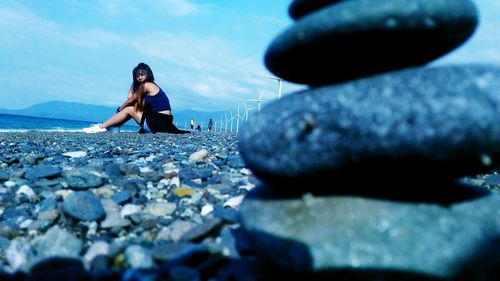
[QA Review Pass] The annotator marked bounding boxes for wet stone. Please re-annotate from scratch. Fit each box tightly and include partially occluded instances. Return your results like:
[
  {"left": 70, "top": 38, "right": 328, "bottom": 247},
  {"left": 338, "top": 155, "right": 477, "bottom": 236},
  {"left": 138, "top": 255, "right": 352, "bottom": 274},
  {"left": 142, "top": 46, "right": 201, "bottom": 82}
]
[
  {"left": 0, "top": 193, "right": 15, "bottom": 204},
  {"left": 24, "top": 165, "right": 61, "bottom": 180},
  {"left": 32, "top": 226, "right": 83, "bottom": 260},
  {"left": 110, "top": 191, "right": 132, "bottom": 205},
  {"left": 179, "top": 167, "right": 200, "bottom": 181},
  {"left": 62, "top": 191, "right": 105, "bottom": 221},
  {"left": 179, "top": 218, "right": 224, "bottom": 243},
  {"left": 37, "top": 197, "right": 58, "bottom": 213},
  {"left": 0, "top": 169, "right": 10, "bottom": 181},
  {"left": 0, "top": 222, "right": 19, "bottom": 239},
  {"left": 120, "top": 163, "right": 141, "bottom": 175},
  {"left": 0, "top": 154, "right": 19, "bottom": 165},
  {"left": 152, "top": 243, "right": 201, "bottom": 262},
  {"left": 125, "top": 245, "right": 154, "bottom": 269},
  {"left": 1, "top": 207, "right": 31, "bottom": 229},
  {"left": 104, "top": 163, "right": 123, "bottom": 179},
  {"left": 0, "top": 236, "right": 10, "bottom": 255},
  {"left": 63, "top": 168, "right": 106, "bottom": 189}
]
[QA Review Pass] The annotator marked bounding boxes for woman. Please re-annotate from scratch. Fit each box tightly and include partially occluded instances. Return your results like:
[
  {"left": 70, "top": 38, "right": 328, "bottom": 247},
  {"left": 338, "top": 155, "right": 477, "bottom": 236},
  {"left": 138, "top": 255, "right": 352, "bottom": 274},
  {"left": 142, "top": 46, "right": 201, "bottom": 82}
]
[{"left": 83, "top": 63, "right": 189, "bottom": 134}]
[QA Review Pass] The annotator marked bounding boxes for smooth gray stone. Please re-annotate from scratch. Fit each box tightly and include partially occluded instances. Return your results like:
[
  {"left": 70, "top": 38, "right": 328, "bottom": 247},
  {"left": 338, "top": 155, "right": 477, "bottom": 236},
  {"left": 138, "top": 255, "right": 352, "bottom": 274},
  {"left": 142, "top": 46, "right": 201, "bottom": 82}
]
[
  {"left": 110, "top": 191, "right": 132, "bottom": 205},
  {"left": 124, "top": 245, "right": 154, "bottom": 269},
  {"left": 289, "top": 0, "right": 342, "bottom": 20},
  {"left": 32, "top": 226, "right": 83, "bottom": 260},
  {"left": 62, "top": 191, "right": 105, "bottom": 221},
  {"left": 63, "top": 168, "right": 106, "bottom": 189},
  {"left": 178, "top": 218, "right": 224, "bottom": 243},
  {"left": 1, "top": 208, "right": 31, "bottom": 229},
  {"left": 0, "top": 236, "right": 10, "bottom": 256},
  {"left": 265, "top": 0, "right": 478, "bottom": 85},
  {"left": 238, "top": 65, "right": 500, "bottom": 187},
  {"left": 0, "top": 169, "right": 9, "bottom": 181},
  {"left": 151, "top": 243, "right": 201, "bottom": 262},
  {"left": 239, "top": 188, "right": 500, "bottom": 279},
  {"left": 24, "top": 165, "right": 61, "bottom": 180}
]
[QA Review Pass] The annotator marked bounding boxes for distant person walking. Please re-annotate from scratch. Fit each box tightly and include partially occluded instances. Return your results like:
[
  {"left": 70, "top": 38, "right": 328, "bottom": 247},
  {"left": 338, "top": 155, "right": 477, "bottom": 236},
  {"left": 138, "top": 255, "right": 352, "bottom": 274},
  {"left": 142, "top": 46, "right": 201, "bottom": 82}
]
[
  {"left": 208, "top": 118, "right": 213, "bottom": 132},
  {"left": 190, "top": 118, "right": 195, "bottom": 130},
  {"left": 196, "top": 124, "right": 202, "bottom": 132},
  {"left": 83, "top": 63, "right": 190, "bottom": 134}
]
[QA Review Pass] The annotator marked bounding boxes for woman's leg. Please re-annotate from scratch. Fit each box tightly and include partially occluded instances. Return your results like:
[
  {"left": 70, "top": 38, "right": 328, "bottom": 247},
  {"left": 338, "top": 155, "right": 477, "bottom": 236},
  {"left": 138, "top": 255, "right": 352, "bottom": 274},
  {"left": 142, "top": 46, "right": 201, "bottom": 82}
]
[
  {"left": 112, "top": 115, "right": 132, "bottom": 128},
  {"left": 100, "top": 106, "right": 143, "bottom": 129}
]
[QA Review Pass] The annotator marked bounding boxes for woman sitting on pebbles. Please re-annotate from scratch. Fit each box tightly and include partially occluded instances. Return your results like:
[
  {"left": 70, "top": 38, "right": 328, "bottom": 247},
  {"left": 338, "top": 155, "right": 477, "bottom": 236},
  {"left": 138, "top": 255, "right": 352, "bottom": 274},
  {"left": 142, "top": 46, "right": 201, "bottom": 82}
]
[{"left": 83, "top": 63, "right": 190, "bottom": 134}]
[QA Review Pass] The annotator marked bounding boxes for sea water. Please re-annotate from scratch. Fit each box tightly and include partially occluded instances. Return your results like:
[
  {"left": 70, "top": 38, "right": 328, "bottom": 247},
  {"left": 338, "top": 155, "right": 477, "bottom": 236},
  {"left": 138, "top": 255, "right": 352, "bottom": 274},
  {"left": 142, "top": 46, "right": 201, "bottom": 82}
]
[{"left": 0, "top": 114, "right": 139, "bottom": 132}]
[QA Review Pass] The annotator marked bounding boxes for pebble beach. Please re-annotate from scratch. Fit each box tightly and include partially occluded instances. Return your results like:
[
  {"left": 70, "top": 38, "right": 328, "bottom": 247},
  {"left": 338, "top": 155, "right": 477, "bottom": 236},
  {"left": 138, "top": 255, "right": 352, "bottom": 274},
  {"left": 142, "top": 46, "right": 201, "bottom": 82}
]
[
  {"left": 1, "top": 129, "right": 500, "bottom": 281},
  {"left": 0, "top": 131, "right": 261, "bottom": 280}
]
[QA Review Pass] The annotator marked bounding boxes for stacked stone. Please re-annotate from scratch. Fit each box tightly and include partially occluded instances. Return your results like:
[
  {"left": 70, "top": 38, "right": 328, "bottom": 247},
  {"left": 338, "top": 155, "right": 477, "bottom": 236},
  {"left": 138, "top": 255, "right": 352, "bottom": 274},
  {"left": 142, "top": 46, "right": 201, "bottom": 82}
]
[{"left": 238, "top": 0, "right": 500, "bottom": 280}]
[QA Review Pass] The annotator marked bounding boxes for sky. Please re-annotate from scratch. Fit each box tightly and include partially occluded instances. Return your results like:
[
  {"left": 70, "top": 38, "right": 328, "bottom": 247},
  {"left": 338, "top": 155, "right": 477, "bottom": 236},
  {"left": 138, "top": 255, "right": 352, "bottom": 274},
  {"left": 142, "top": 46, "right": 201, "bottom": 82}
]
[{"left": 0, "top": 0, "right": 499, "bottom": 112}]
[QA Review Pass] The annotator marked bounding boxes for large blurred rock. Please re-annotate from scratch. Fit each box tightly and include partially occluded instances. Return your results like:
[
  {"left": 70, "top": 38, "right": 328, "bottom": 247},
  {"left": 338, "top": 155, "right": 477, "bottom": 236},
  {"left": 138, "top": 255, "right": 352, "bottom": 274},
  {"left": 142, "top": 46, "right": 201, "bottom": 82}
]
[
  {"left": 265, "top": 0, "right": 477, "bottom": 85},
  {"left": 239, "top": 65, "right": 500, "bottom": 188},
  {"left": 239, "top": 187, "right": 500, "bottom": 279},
  {"left": 289, "top": 0, "right": 342, "bottom": 20},
  {"left": 24, "top": 165, "right": 61, "bottom": 180}
]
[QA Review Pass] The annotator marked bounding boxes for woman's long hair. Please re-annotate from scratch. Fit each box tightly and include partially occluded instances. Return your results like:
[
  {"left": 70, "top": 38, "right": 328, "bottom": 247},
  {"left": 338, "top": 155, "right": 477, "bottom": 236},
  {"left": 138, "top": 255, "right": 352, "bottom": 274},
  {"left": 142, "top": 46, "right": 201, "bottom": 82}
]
[{"left": 132, "top": 63, "right": 155, "bottom": 112}]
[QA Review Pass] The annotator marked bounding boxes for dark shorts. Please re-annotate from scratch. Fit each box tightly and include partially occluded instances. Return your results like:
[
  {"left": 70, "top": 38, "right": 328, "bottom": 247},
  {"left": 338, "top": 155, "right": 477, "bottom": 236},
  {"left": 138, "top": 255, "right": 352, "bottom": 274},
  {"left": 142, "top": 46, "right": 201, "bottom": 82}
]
[{"left": 140, "top": 111, "right": 190, "bottom": 134}]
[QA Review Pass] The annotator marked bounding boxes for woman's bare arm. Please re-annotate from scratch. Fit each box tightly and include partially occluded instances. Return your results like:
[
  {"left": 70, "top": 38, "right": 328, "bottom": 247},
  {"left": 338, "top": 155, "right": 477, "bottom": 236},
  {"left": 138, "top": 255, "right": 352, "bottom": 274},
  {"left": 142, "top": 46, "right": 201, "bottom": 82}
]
[
  {"left": 117, "top": 92, "right": 137, "bottom": 112},
  {"left": 144, "top": 82, "right": 160, "bottom": 96}
]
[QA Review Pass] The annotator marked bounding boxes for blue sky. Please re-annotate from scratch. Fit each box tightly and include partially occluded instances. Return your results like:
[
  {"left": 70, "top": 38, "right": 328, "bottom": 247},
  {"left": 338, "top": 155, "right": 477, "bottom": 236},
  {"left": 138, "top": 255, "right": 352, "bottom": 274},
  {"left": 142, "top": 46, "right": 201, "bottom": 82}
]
[{"left": 0, "top": 0, "right": 499, "bottom": 112}]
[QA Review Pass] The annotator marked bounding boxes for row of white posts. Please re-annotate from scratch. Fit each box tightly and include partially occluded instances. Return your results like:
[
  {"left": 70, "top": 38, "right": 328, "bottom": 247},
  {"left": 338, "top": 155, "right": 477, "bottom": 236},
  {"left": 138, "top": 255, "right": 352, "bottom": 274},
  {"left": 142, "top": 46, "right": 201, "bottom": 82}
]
[
  {"left": 174, "top": 102, "right": 259, "bottom": 133},
  {"left": 175, "top": 105, "right": 252, "bottom": 133},
  {"left": 173, "top": 76, "right": 282, "bottom": 133}
]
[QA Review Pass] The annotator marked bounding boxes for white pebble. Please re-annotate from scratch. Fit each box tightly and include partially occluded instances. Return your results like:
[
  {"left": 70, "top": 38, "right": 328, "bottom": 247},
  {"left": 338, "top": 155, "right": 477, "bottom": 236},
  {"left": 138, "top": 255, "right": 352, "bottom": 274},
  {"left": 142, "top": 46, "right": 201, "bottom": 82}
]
[
  {"left": 4, "top": 181, "right": 16, "bottom": 188},
  {"left": 140, "top": 167, "right": 152, "bottom": 173},
  {"left": 239, "top": 168, "right": 252, "bottom": 175},
  {"left": 169, "top": 177, "right": 180, "bottom": 187},
  {"left": 16, "top": 185, "right": 39, "bottom": 202},
  {"left": 63, "top": 151, "right": 87, "bottom": 158},
  {"left": 201, "top": 204, "right": 214, "bottom": 216},
  {"left": 223, "top": 195, "right": 245, "bottom": 209},
  {"left": 121, "top": 204, "right": 142, "bottom": 218},
  {"left": 19, "top": 219, "right": 33, "bottom": 229},
  {"left": 189, "top": 149, "right": 208, "bottom": 161},
  {"left": 84, "top": 241, "right": 110, "bottom": 264}
]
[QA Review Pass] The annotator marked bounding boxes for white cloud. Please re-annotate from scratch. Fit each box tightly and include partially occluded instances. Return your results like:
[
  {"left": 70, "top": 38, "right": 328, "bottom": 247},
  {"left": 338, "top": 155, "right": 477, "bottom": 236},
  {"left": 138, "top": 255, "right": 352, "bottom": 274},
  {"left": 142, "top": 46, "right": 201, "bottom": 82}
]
[
  {"left": 65, "top": 28, "right": 127, "bottom": 48},
  {"left": 131, "top": 31, "right": 234, "bottom": 73},
  {"left": 0, "top": 2, "right": 301, "bottom": 111},
  {"left": 96, "top": 0, "right": 139, "bottom": 17},
  {"left": 0, "top": 7, "right": 62, "bottom": 45},
  {"left": 128, "top": 30, "right": 273, "bottom": 103}
]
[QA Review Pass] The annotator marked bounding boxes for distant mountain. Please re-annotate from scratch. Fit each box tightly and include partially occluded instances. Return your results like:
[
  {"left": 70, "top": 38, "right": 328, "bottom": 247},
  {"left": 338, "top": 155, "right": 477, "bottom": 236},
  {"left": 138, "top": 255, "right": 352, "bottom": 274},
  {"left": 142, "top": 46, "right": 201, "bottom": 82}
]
[
  {"left": 0, "top": 101, "right": 117, "bottom": 123},
  {"left": 0, "top": 101, "right": 227, "bottom": 129}
]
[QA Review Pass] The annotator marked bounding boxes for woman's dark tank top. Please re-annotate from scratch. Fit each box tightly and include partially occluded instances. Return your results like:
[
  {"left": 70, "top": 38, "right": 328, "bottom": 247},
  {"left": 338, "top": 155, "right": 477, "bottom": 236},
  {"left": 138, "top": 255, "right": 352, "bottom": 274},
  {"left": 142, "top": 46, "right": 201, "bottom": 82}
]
[{"left": 145, "top": 88, "right": 171, "bottom": 112}]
